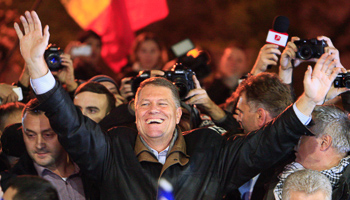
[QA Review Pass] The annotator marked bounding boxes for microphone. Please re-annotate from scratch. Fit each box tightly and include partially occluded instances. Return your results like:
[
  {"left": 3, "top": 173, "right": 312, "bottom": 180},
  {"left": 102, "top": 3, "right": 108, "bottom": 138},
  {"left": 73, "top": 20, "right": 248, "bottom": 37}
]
[{"left": 266, "top": 15, "right": 290, "bottom": 47}]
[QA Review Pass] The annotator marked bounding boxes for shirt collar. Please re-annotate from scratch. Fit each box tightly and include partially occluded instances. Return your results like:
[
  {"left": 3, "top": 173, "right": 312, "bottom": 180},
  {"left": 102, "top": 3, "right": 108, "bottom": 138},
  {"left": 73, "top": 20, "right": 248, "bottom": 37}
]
[
  {"left": 135, "top": 126, "right": 189, "bottom": 165},
  {"left": 33, "top": 161, "right": 80, "bottom": 178}
]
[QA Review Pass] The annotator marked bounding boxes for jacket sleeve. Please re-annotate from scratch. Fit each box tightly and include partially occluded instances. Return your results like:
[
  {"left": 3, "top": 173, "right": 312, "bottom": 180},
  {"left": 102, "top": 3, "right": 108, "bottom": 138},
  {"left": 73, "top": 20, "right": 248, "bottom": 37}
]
[
  {"left": 219, "top": 105, "right": 313, "bottom": 192},
  {"left": 35, "top": 82, "right": 112, "bottom": 181}
]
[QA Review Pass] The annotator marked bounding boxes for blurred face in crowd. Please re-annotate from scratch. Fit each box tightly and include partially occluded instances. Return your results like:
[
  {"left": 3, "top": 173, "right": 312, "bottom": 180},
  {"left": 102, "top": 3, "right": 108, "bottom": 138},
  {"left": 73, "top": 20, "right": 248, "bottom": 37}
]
[
  {"left": 294, "top": 135, "right": 321, "bottom": 169},
  {"left": 83, "top": 36, "right": 102, "bottom": 64},
  {"left": 0, "top": 110, "right": 22, "bottom": 133},
  {"left": 219, "top": 47, "right": 247, "bottom": 77},
  {"left": 136, "top": 40, "right": 161, "bottom": 70},
  {"left": 22, "top": 112, "right": 67, "bottom": 171},
  {"left": 289, "top": 190, "right": 327, "bottom": 200},
  {"left": 74, "top": 91, "right": 110, "bottom": 123},
  {"left": 99, "top": 81, "right": 124, "bottom": 107},
  {"left": 235, "top": 92, "right": 260, "bottom": 134},
  {"left": 135, "top": 85, "right": 182, "bottom": 149}
]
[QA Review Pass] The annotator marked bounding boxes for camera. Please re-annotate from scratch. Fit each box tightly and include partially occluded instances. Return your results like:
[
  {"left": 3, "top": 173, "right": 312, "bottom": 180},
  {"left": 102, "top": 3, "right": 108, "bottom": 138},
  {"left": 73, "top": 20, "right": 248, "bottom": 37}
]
[
  {"left": 128, "top": 63, "right": 195, "bottom": 101},
  {"left": 164, "top": 63, "right": 195, "bottom": 100},
  {"left": 130, "top": 70, "right": 152, "bottom": 95},
  {"left": 294, "top": 39, "right": 327, "bottom": 60},
  {"left": 334, "top": 73, "right": 350, "bottom": 89},
  {"left": 44, "top": 44, "right": 64, "bottom": 71}
]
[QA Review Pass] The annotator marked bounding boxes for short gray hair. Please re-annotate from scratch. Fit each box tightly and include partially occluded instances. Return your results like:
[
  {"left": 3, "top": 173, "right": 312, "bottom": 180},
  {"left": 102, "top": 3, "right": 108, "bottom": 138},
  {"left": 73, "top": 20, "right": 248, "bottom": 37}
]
[
  {"left": 135, "top": 77, "right": 181, "bottom": 108},
  {"left": 282, "top": 169, "right": 332, "bottom": 200},
  {"left": 311, "top": 105, "right": 350, "bottom": 154}
]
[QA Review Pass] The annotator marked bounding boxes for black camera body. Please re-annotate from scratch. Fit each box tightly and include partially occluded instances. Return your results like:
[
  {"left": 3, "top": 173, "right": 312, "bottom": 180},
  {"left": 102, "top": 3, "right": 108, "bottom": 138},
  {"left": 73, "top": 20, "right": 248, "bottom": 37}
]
[
  {"left": 131, "top": 71, "right": 152, "bottom": 95},
  {"left": 294, "top": 39, "right": 327, "bottom": 60},
  {"left": 334, "top": 73, "right": 350, "bottom": 89},
  {"left": 164, "top": 63, "right": 195, "bottom": 100},
  {"left": 44, "top": 44, "right": 63, "bottom": 71},
  {"left": 129, "top": 63, "right": 195, "bottom": 101}
]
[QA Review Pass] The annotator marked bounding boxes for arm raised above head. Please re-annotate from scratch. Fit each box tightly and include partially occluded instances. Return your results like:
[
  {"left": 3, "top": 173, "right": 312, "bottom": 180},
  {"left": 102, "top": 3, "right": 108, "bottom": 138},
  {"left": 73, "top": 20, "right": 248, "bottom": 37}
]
[{"left": 14, "top": 11, "right": 50, "bottom": 79}]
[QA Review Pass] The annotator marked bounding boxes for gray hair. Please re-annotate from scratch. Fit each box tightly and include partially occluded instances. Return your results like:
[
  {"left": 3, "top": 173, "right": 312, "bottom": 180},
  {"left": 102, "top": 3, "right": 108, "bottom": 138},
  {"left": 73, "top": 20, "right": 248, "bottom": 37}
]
[
  {"left": 282, "top": 169, "right": 332, "bottom": 200},
  {"left": 311, "top": 105, "right": 350, "bottom": 154},
  {"left": 135, "top": 77, "right": 181, "bottom": 108}
]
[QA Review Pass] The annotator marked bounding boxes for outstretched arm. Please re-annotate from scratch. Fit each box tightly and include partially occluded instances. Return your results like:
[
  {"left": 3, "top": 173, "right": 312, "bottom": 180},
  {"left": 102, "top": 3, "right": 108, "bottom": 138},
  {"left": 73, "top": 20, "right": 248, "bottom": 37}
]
[{"left": 14, "top": 11, "right": 50, "bottom": 79}]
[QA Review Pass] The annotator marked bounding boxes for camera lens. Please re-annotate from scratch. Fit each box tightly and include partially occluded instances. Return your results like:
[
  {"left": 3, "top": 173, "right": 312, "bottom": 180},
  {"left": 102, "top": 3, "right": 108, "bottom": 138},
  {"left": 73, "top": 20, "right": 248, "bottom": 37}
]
[
  {"left": 46, "top": 54, "right": 62, "bottom": 71},
  {"left": 343, "top": 76, "right": 350, "bottom": 89},
  {"left": 173, "top": 77, "right": 189, "bottom": 99},
  {"left": 48, "top": 56, "right": 59, "bottom": 65},
  {"left": 298, "top": 46, "right": 313, "bottom": 60}
]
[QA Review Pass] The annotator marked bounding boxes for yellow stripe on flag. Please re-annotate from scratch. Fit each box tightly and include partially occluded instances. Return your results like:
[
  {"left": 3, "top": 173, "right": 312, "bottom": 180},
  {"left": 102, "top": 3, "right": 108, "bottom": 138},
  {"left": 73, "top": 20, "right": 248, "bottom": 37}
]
[{"left": 60, "top": 0, "right": 111, "bottom": 29}]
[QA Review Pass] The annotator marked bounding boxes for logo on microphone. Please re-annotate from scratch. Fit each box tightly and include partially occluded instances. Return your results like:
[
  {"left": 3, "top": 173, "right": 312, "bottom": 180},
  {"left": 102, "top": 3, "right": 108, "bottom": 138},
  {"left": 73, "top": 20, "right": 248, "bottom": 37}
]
[
  {"left": 266, "top": 30, "right": 288, "bottom": 47},
  {"left": 274, "top": 35, "right": 281, "bottom": 41}
]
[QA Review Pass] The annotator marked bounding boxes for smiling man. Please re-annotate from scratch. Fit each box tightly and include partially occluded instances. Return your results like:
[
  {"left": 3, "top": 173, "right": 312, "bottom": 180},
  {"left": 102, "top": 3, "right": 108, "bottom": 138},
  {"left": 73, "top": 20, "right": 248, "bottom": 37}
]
[{"left": 13, "top": 11, "right": 341, "bottom": 200}]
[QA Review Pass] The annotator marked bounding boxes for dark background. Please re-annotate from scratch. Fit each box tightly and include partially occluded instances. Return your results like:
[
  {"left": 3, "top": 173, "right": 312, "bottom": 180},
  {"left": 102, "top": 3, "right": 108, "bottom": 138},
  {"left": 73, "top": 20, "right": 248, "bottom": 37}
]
[{"left": 1, "top": 0, "right": 350, "bottom": 97}]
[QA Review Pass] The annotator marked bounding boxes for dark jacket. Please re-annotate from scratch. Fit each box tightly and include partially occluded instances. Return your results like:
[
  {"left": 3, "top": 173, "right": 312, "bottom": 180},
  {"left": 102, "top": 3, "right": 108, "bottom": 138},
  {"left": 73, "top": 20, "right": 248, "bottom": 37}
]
[
  {"left": 0, "top": 152, "right": 97, "bottom": 199},
  {"left": 251, "top": 157, "right": 350, "bottom": 200},
  {"left": 35, "top": 83, "right": 312, "bottom": 200}
]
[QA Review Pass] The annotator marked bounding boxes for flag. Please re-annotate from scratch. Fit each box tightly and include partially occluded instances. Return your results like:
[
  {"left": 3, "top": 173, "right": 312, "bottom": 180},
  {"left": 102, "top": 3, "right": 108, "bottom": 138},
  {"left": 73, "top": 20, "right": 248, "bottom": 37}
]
[{"left": 60, "top": 0, "right": 169, "bottom": 73}]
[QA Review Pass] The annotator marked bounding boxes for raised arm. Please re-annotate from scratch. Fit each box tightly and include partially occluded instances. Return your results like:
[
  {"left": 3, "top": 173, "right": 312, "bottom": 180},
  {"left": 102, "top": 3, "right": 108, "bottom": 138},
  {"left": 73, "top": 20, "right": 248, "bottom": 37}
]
[
  {"left": 14, "top": 11, "right": 114, "bottom": 181},
  {"left": 14, "top": 11, "right": 49, "bottom": 79},
  {"left": 295, "top": 53, "right": 341, "bottom": 116}
]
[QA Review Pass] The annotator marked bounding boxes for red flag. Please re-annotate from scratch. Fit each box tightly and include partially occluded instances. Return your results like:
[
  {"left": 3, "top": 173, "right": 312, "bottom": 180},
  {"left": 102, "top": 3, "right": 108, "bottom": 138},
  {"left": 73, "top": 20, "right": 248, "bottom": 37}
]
[{"left": 61, "top": 0, "right": 169, "bottom": 73}]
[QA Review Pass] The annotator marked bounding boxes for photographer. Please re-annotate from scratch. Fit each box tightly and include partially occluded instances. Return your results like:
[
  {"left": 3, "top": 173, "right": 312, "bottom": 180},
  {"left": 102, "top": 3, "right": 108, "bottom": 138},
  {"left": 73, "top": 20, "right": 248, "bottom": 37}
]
[
  {"left": 119, "top": 69, "right": 165, "bottom": 101},
  {"left": 65, "top": 30, "right": 117, "bottom": 80},
  {"left": 118, "top": 32, "right": 168, "bottom": 82},
  {"left": 279, "top": 36, "right": 348, "bottom": 103}
]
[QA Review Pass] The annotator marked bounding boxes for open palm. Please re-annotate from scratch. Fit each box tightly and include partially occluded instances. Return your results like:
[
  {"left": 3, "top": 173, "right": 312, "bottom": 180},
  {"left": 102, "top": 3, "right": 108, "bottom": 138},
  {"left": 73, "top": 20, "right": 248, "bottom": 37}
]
[
  {"left": 303, "top": 53, "right": 340, "bottom": 105},
  {"left": 14, "top": 11, "right": 49, "bottom": 66}
]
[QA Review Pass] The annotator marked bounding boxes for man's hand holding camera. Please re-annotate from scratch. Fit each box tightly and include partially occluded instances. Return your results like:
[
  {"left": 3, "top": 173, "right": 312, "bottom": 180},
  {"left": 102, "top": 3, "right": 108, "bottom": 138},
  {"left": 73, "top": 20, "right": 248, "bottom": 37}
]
[
  {"left": 185, "top": 75, "right": 225, "bottom": 121},
  {"left": 51, "top": 53, "right": 78, "bottom": 92}
]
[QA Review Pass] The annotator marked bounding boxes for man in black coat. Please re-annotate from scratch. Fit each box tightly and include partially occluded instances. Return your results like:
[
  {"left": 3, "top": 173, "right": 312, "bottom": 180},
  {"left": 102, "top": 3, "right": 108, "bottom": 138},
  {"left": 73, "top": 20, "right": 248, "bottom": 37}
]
[{"left": 13, "top": 10, "right": 341, "bottom": 199}]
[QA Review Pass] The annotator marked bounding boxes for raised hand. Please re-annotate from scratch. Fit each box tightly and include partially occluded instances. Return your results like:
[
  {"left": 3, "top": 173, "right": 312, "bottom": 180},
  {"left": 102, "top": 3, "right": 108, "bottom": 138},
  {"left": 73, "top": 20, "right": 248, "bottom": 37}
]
[
  {"left": 296, "top": 53, "right": 341, "bottom": 116},
  {"left": 52, "top": 54, "right": 77, "bottom": 92},
  {"left": 14, "top": 11, "right": 49, "bottom": 78},
  {"left": 304, "top": 53, "right": 340, "bottom": 104},
  {"left": 251, "top": 44, "right": 281, "bottom": 75},
  {"left": 318, "top": 36, "right": 344, "bottom": 68},
  {"left": 185, "top": 75, "right": 225, "bottom": 121}
]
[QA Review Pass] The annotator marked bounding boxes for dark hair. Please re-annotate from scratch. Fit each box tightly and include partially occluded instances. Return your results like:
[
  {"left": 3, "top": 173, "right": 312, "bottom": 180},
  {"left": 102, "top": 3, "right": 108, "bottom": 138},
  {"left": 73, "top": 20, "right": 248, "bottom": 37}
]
[
  {"left": 22, "top": 99, "right": 43, "bottom": 119},
  {"left": 0, "top": 102, "right": 25, "bottom": 132},
  {"left": 7, "top": 175, "right": 59, "bottom": 200},
  {"left": 75, "top": 82, "right": 116, "bottom": 113},
  {"left": 77, "top": 30, "right": 101, "bottom": 44},
  {"left": 130, "top": 32, "right": 167, "bottom": 69},
  {"left": 135, "top": 77, "right": 181, "bottom": 108},
  {"left": 235, "top": 72, "right": 292, "bottom": 118}
]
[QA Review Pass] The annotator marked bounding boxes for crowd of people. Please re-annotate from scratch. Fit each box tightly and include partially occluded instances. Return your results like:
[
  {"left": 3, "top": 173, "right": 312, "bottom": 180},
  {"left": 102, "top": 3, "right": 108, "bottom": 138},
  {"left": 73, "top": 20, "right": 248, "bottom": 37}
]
[{"left": 0, "top": 10, "right": 349, "bottom": 200}]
